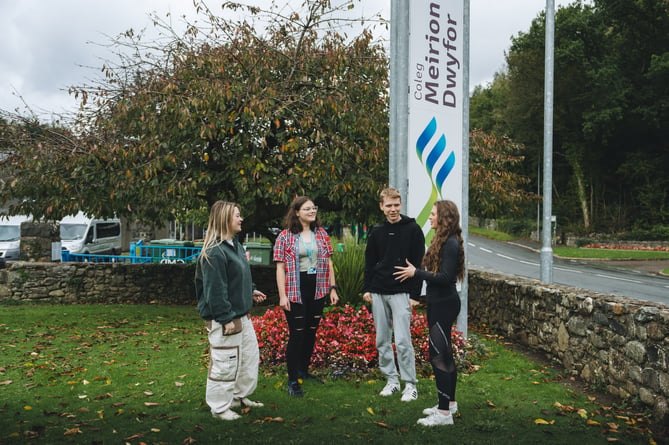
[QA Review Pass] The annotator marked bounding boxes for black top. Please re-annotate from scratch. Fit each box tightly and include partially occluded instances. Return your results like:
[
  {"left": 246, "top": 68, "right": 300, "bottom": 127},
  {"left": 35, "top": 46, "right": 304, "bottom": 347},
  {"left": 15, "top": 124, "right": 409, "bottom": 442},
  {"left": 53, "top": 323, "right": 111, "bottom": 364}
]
[
  {"left": 363, "top": 215, "right": 425, "bottom": 299},
  {"left": 415, "top": 236, "right": 460, "bottom": 304}
]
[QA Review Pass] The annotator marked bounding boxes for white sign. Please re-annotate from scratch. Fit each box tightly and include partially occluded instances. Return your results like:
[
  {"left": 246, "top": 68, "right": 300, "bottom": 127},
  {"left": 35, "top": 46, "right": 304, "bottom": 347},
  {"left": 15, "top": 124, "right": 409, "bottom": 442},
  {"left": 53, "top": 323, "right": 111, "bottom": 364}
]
[{"left": 406, "top": 0, "right": 465, "bottom": 242}]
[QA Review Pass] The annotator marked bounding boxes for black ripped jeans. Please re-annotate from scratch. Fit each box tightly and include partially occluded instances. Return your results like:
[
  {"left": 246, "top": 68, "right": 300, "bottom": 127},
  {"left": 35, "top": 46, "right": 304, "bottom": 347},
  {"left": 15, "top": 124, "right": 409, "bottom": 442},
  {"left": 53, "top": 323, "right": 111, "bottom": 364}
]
[
  {"left": 427, "top": 295, "right": 461, "bottom": 411},
  {"left": 284, "top": 272, "right": 325, "bottom": 382}
]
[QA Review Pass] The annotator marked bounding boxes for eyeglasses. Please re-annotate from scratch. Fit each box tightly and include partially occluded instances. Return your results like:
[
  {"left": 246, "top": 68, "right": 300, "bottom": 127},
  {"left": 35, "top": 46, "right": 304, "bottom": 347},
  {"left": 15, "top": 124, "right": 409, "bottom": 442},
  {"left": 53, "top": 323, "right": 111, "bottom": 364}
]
[{"left": 301, "top": 206, "right": 318, "bottom": 212}]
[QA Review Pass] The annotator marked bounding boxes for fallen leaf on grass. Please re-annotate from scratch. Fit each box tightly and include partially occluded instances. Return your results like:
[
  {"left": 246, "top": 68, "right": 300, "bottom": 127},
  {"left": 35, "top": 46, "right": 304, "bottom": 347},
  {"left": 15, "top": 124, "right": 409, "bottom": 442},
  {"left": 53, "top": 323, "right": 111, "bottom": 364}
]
[
  {"left": 577, "top": 408, "right": 588, "bottom": 419},
  {"left": 182, "top": 437, "right": 197, "bottom": 445},
  {"left": 262, "top": 417, "right": 284, "bottom": 422},
  {"left": 586, "top": 419, "right": 600, "bottom": 426},
  {"left": 366, "top": 407, "right": 375, "bottom": 415},
  {"left": 534, "top": 418, "right": 555, "bottom": 425},
  {"left": 373, "top": 421, "right": 393, "bottom": 429},
  {"left": 144, "top": 402, "right": 159, "bottom": 406},
  {"left": 486, "top": 400, "right": 496, "bottom": 408},
  {"left": 0, "top": 380, "right": 13, "bottom": 385},
  {"left": 175, "top": 381, "right": 184, "bottom": 387},
  {"left": 63, "top": 427, "right": 82, "bottom": 435}
]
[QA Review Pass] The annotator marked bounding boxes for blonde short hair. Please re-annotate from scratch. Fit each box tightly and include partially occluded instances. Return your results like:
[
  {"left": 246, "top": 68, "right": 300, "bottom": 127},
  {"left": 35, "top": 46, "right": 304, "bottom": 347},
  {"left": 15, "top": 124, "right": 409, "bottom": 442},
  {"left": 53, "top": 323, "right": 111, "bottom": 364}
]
[{"left": 379, "top": 187, "right": 402, "bottom": 203}]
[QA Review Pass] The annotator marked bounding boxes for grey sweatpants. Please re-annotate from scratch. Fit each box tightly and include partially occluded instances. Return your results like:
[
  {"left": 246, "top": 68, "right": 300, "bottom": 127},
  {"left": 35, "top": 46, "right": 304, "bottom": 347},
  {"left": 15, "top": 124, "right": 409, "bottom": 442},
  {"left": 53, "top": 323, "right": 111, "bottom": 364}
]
[{"left": 370, "top": 292, "right": 417, "bottom": 385}]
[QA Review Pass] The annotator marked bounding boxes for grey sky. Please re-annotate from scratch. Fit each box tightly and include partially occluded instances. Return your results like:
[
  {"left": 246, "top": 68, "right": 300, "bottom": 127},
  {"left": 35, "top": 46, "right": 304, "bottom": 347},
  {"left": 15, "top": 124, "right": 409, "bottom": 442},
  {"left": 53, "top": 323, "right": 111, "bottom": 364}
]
[{"left": 0, "top": 0, "right": 574, "bottom": 119}]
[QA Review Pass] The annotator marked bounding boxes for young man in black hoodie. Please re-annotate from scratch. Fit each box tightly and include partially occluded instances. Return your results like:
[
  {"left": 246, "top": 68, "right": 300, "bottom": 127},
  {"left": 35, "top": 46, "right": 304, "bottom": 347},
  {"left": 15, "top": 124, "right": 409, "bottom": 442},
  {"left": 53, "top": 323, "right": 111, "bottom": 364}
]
[{"left": 363, "top": 187, "right": 425, "bottom": 402}]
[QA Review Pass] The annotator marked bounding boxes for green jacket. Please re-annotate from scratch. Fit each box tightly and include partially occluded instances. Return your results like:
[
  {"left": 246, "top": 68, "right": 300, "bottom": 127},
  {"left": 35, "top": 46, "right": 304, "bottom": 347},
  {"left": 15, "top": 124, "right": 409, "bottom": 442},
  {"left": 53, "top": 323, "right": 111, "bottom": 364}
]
[{"left": 195, "top": 239, "right": 253, "bottom": 325}]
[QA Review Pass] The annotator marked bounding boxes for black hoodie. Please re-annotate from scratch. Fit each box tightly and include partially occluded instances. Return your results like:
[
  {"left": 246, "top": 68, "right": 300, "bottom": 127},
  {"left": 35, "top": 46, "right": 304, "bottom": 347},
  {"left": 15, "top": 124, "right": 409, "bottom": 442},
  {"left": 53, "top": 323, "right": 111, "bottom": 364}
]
[{"left": 363, "top": 215, "right": 425, "bottom": 299}]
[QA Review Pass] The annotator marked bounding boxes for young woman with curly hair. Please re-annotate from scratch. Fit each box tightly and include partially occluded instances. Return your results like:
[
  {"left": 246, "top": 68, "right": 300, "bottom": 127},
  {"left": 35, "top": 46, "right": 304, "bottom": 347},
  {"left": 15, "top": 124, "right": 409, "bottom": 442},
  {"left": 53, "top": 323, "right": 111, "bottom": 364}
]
[{"left": 394, "top": 200, "right": 464, "bottom": 426}]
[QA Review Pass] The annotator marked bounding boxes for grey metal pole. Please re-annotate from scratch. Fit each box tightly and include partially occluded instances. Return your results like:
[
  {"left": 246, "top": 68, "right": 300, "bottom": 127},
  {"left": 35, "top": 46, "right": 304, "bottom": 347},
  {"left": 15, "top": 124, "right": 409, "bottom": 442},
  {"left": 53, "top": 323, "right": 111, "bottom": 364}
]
[
  {"left": 540, "top": 0, "right": 555, "bottom": 282},
  {"left": 389, "top": 0, "right": 409, "bottom": 211},
  {"left": 458, "top": 0, "right": 470, "bottom": 339}
]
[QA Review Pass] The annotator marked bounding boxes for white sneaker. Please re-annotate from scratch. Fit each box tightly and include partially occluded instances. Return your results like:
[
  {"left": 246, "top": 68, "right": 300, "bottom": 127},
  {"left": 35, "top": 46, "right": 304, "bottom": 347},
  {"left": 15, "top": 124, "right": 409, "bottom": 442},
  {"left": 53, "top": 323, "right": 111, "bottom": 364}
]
[
  {"left": 379, "top": 382, "right": 400, "bottom": 397},
  {"left": 231, "top": 397, "right": 264, "bottom": 408},
  {"left": 423, "top": 401, "right": 457, "bottom": 415},
  {"left": 400, "top": 383, "right": 418, "bottom": 402},
  {"left": 212, "top": 409, "right": 240, "bottom": 421},
  {"left": 417, "top": 411, "right": 454, "bottom": 426}
]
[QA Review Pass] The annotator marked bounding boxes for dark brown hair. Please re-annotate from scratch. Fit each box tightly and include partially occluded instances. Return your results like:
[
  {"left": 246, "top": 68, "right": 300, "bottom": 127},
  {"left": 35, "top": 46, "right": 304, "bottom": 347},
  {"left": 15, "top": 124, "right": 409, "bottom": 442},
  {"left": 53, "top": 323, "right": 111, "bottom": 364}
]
[
  {"left": 422, "top": 200, "right": 464, "bottom": 280},
  {"left": 284, "top": 196, "right": 321, "bottom": 234}
]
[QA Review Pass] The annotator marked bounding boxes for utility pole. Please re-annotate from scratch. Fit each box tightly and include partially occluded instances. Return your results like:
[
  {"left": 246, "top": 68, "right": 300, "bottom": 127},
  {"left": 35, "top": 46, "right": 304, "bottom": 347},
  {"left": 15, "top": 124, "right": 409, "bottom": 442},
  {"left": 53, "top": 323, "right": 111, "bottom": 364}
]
[{"left": 540, "top": 0, "right": 555, "bottom": 282}]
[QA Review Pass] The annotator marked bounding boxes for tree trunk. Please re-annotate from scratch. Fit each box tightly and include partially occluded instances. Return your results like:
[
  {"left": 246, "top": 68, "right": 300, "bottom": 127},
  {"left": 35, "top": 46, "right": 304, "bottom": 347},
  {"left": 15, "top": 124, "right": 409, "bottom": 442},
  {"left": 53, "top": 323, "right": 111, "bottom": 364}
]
[{"left": 572, "top": 160, "right": 591, "bottom": 230}]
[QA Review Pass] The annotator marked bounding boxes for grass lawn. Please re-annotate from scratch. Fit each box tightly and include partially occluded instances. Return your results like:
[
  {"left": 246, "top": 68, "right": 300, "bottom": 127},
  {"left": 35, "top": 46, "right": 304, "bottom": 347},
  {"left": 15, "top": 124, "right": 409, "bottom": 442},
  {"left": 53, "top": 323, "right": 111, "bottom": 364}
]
[
  {"left": 0, "top": 304, "right": 662, "bottom": 445},
  {"left": 469, "top": 226, "right": 516, "bottom": 242},
  {"left": 552, "top": 246, "right": 669, "bottom": 260}
]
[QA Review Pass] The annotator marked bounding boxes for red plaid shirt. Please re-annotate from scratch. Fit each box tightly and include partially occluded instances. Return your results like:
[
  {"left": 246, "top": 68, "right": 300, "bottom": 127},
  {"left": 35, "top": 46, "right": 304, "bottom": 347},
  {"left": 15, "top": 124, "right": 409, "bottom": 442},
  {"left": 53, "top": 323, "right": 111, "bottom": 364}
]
[{"left": 273, "top": 227, "right": 333, "bottom": 303}]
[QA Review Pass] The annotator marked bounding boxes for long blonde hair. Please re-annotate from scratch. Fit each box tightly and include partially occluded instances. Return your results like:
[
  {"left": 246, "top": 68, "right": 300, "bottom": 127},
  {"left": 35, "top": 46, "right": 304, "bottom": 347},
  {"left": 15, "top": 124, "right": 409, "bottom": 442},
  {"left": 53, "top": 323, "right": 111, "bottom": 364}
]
[
  {"left": 422, "top": 200, "right": 464, "bottom": 281},
  {"left": 199, "top": 201, "right": 240, "bottom": 263}
]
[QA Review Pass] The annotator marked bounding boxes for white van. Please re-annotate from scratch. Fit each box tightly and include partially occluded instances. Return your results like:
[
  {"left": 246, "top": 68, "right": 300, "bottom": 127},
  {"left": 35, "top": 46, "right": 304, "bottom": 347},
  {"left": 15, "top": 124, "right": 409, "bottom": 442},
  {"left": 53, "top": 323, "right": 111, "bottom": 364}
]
[
  {"left": 60, "top": 212, "right": 122, "bottom": 255},
  {"left": 0, "top": 215, "right": 32, "bottom": 260}
]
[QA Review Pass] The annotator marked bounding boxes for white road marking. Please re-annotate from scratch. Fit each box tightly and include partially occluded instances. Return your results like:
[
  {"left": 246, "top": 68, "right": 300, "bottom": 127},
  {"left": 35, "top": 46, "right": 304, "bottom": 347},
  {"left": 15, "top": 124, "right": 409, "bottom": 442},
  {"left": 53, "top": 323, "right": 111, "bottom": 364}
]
[
  {"left": 496, "top": 254, "right": 514, "bottom": 260},
  {"left": 594, "top": 273, "right": 642, "bottom": 284}
]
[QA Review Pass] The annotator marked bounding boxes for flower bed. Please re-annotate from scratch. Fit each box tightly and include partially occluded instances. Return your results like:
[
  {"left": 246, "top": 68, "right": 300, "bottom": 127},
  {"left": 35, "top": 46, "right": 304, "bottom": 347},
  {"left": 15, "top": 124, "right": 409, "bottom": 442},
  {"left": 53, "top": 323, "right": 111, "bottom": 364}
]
[{"left": 253, "top": 304, "right": 477, "bottom": 377}]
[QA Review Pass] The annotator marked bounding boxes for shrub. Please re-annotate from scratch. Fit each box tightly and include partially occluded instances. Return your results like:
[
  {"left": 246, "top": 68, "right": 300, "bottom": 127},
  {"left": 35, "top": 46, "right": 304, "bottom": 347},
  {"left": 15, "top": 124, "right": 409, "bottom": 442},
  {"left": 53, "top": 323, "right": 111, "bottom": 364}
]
[
  {"left": 621, "top": 225, "right": 669, "bottom": 241},
  {"left": 496, "top": 218, "right": 535, "bottom": 237},
  {"left": 253, "top": 304, "right": 481, "bottom": 378},
  {"left": 330, "top": 236, "right": 366, "bottom": 306}
]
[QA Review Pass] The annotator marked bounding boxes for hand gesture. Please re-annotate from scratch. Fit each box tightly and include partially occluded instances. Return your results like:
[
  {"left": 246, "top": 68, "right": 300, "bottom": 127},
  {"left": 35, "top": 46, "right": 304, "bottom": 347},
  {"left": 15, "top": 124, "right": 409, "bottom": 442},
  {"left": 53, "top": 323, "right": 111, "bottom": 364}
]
[{"left": 393, "top": 259, "right": 416, "bottom": 282}]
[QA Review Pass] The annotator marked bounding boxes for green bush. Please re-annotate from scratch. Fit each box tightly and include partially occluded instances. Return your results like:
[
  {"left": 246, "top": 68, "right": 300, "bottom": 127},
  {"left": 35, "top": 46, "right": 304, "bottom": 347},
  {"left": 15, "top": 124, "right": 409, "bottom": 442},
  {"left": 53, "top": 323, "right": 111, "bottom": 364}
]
[
  {"left": 331, "top": 236, "right": 366, "bottom": 306},
  {"left": 575, "top": 238, "right": 595, "bottom": 247},
  {"left": 621, "top": 225, "right": 669, "bottom": 241},
  {"left": 496, "top": 218, "right": 536, "bottom": 237}
]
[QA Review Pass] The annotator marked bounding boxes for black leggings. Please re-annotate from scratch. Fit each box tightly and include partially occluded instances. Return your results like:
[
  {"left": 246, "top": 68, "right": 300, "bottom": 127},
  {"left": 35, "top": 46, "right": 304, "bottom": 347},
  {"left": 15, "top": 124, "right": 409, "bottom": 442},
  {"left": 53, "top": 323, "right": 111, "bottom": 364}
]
[
  {"left": 427, "top": 297, "right": 461, "bottom": 410},
  {"left": 284, "top": 272, "right": 325, "bottom": 381}
]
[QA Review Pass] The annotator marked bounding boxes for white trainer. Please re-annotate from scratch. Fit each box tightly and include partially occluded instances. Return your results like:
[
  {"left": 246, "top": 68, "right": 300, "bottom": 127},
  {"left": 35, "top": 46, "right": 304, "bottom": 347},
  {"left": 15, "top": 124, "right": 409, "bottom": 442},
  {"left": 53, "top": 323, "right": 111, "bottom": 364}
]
[
  {"left": 379, "top": 382, "right": 400, "bottom": 397},
  {"left": 417, "top": 411, "right": 454, "bottom": 426},
  {"left": 400, "top": 383, "right": 418, "bottom": 402},
  {"left": 231, "top": 397, "right": 264, "bottom": 408},
  {"left": 212, "top": 409, "right": 241, "bottom": 421},
  {"left": 423, "top": 401, "right": 457, "bottom": 415}
]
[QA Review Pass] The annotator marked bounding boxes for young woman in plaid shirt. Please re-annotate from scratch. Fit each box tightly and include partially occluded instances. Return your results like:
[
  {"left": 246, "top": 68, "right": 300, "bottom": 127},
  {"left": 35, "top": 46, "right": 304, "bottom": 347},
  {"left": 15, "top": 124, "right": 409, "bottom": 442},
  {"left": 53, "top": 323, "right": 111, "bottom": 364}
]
[{"left": 273, "top": 196, "right": 339, "bottom": 397}]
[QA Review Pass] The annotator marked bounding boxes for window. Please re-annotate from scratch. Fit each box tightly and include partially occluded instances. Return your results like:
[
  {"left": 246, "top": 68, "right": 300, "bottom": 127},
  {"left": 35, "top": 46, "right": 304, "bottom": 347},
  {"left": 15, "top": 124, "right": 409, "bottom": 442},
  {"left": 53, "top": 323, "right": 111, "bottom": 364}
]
[{"left": 96, "top": 222, "right": 120, "bottom": 239}]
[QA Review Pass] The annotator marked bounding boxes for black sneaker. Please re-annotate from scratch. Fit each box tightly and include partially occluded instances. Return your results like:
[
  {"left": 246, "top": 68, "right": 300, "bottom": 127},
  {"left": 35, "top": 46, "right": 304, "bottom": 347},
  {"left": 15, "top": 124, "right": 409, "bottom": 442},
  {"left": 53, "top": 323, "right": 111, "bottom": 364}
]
[
  {"left": 288, "top": 381, "right": 304, "bottom": 397},
  {"left": 298, "top": 372, "right": 324, "bottom": 384}
]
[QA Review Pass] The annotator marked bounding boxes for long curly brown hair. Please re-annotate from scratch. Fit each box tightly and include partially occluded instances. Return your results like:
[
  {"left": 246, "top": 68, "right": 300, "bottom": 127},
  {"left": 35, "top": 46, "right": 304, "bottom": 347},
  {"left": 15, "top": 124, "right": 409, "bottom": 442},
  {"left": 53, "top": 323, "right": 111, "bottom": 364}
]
[{"left": 421, "top": 200, "right": 464, "bottom": 281}]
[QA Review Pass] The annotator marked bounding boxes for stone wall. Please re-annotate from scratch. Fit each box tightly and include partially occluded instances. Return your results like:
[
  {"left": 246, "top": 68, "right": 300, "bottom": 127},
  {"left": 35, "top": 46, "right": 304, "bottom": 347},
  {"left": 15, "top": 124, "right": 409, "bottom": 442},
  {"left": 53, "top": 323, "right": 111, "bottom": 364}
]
[
  {"left": 0, "top": 261, "right": 666, "bottom": 422},
  {"left": 0, "top": 261, "right": 277, "bottom": 305},
  {"left": 468, "top": 270, "right": 669, "bottom": 423}
]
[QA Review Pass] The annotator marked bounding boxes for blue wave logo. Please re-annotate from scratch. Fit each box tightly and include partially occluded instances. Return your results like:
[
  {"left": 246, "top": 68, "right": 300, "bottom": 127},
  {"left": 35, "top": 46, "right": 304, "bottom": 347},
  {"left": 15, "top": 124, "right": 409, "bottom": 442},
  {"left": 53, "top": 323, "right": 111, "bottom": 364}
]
[{"left": 415, "top": 117, "right": 456, "bottom": 231}]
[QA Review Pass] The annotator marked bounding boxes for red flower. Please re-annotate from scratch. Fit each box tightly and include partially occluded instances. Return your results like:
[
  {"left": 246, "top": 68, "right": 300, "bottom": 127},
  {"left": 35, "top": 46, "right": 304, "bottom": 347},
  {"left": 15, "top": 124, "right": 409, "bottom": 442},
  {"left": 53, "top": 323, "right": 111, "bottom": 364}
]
[{"left": 252, "top": 304, "right": 471, "bottom": 377}]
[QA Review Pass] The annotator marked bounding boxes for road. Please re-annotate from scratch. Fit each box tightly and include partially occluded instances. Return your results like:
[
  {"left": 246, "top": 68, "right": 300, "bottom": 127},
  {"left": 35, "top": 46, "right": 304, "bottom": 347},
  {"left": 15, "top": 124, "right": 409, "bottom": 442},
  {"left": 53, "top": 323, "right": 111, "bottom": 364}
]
[{"left": 467, "top": 234, "right": 669, "bottom": 306}]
